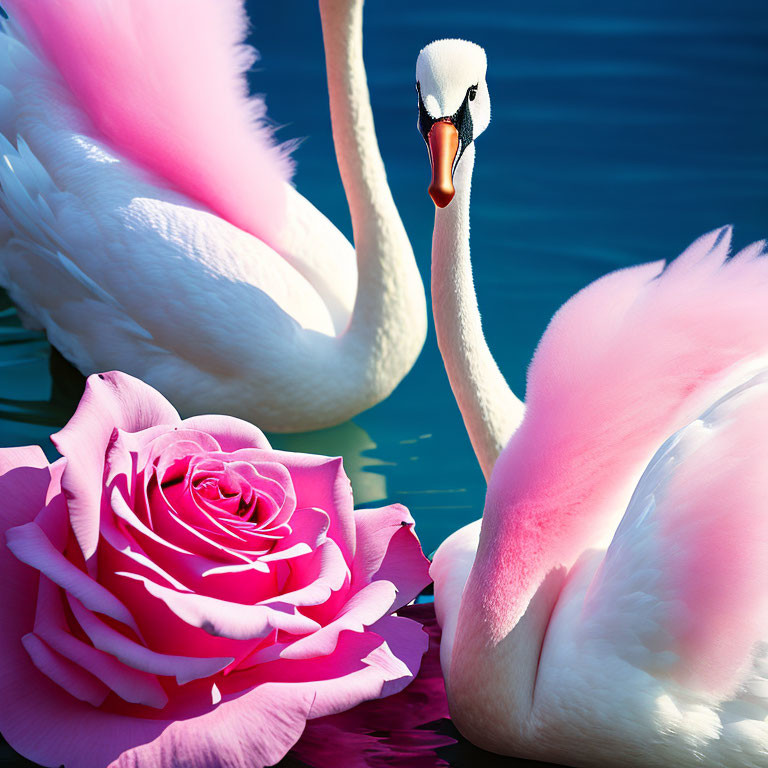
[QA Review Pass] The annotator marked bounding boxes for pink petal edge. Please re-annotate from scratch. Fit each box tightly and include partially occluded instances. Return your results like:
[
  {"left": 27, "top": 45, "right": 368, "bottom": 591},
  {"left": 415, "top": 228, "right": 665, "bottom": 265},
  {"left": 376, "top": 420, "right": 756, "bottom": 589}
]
[{"left": 51, "top": 372, "right": 181, "bottom": 559}]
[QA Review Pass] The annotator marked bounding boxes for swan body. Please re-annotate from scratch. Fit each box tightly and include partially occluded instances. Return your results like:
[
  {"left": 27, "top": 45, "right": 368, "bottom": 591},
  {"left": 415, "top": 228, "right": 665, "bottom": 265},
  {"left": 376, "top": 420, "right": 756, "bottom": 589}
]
[
  {"left": 0, "top": 0, "right": 426, "bottom": 431},
  {"left": 419, "top": 39, "right": 768, "bottom": 767}
]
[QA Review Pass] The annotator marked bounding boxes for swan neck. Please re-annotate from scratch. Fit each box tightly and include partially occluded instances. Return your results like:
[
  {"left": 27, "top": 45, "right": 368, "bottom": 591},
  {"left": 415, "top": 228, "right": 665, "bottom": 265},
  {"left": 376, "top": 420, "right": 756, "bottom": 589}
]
[
  {"left": 431, "top": 145, "right": 524, "bottom": 480},
  {"left": 318, "top": 0, "right": 426, "bottom": 384}
]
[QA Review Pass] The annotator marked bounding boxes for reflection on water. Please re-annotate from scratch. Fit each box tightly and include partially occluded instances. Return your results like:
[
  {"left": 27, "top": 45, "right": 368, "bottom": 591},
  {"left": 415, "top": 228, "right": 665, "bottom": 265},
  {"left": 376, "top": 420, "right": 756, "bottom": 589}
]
[{"left": 283, "top": 604, "right": 556, "bottom": 768}]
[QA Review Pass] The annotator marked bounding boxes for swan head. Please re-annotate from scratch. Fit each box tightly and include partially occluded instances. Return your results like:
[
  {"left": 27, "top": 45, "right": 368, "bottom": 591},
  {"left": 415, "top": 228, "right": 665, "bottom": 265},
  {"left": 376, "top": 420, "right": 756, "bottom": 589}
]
[{"left": 416, "top": 39, "right": 489, "bottom": 208}]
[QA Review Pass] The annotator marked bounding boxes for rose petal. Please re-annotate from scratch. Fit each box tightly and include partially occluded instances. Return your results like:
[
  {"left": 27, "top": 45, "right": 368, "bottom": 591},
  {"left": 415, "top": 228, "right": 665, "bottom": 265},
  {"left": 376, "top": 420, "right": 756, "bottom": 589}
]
[
  {"left": 0, "top": 448, "right": 157, "bottom": 768},
  {"left": 142, "top": 485, "right": 257, "bottom": 564},
  {"left": 201, "top": 560, "right": 271, "bottom": 577},
  {"left": 110, "top": 684, "right": 314, "bottom": 768},
  {"left": 279, "top": 580, "right": 398, "bottom": 661},
  {"left": 67, "top": 595, "right": 233, "bottom": 686},
  {"left": 0, "top": 444, "right": 48, "bottom": 475},
  {"left": 244, "top": 618, "right": 428, "bottom": 721},
  {"left": 6, "top": 520, "right": 140, "bottom": 633},
  {"left": 21, "top": 632, "right": 109, "bottom": 707},
  {"left": 51, "top": 372, "right": 181, "bottom": 558},
  {"left": 117, "top": 572, "right": 321, "bottom": 640},
  {"left": 107, "top": 489, "right": 281, "bottom": 604},
  {"left": 104, "top": 425, "right": 175, "bottom": 492},
  {"left": 309, "top": 616, "right": 429, "bottom": 718},
  {"left": 264, "top": 538, "right": 349, "bottom": 609},
  {"left": 0, "top": 445, "right": 54, "bottom": 532},
  {"left": 100, "top": 515, "right": 193, "bottom": 592},
  {"left": 159, "top": 478, "right": 264, "bottom": 552},
  {"left": 276, "top": 507, "right": 329, "bottom": 552},
  {"left": 109, "top": 485, "right": 195, "bottom": 558},
  {"left": 179, "top": 454, "right": 298, "bottom": 537},
  {"left": 33, "top": 459, "right": 72, "bottom": 552},
  {"left": 34, "top": 576, "right": 168, "bottom": 708},
  {"left": 352, "top": 504, "right": 432, "bottom": 610},
  {"left": 257, "top": 453, "right": 356, "bottom": 561},
  {"left": 2, "top": 632, "right": 312, "bottom": 768},
  {"left": 180, "top": 414, "right": 271, "bottom": 452},
  {"left": 150, "top": 430, "right": 223, "bottom": 483}
]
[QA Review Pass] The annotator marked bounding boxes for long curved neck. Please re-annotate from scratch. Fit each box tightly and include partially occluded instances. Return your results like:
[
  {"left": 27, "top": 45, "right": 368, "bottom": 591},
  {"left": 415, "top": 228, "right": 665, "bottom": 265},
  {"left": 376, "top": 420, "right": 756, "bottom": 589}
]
[
  {"left": 318, "top": 0, "right": 426, "bottom": 393},
  {"left": 431, "top": 144, "right": 524, "bottom": 479}
]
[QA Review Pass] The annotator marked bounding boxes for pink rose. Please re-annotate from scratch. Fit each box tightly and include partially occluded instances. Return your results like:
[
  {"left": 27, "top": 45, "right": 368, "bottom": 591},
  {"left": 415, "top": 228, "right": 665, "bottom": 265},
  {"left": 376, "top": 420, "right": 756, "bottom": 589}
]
[{"left": 0, "top": 372, "right": 431, "bottom": 768}]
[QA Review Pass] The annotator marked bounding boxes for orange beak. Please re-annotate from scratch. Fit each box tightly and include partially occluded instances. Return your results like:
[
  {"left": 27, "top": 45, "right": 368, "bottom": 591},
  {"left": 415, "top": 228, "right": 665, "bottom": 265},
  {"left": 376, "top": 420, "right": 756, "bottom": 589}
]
[{"left": 428, "top": 120, "right": 460, "bottom": 208}]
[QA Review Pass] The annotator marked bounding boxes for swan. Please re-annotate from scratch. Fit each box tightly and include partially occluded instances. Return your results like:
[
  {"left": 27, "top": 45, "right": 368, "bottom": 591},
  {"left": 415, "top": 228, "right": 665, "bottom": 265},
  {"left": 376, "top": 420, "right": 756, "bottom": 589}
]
[
  {"left": 0, "top": 0, "right": 426, "bottom": 432},
  {"left": 419, "top": 39, "right": 768, "bottom": 767}
]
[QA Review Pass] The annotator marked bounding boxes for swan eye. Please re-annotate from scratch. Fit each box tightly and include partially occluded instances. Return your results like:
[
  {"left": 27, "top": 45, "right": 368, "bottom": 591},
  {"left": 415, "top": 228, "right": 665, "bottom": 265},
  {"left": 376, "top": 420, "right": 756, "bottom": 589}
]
[{"left": 468, "top": 85, "right": 478, "bottom": 101}]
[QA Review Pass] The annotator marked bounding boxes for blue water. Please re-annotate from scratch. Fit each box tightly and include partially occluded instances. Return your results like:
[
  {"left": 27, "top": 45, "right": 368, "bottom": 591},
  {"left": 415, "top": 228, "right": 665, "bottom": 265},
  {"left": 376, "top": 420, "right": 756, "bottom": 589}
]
[{"left": 0, "top": 1, "right": 766, "bottom": 765}]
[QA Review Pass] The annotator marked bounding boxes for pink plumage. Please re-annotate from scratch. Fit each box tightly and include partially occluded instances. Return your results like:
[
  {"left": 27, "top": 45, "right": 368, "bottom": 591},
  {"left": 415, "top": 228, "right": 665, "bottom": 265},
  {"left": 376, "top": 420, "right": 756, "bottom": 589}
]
[
  {"left": 585, "top": 370, "right": 768, "bottom": 699},
  {"left": 655, "top": 384, "right": 768, "bottom": 695},
  {"left": 4, "top": 0, "right": 293, "bottom": 246},
  {"left": 485, "top": 226, "right": 768, "bottom": 663}
]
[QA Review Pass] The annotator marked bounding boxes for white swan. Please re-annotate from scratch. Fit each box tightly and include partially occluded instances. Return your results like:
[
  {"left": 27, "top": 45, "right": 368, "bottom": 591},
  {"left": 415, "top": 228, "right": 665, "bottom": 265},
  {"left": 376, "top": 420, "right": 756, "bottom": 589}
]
[
  {"left": 0, "top": 0, "right": 426, "bottom": 432},
  {"left": 420, "top": 39, "right": 768, "bottom": 767}
]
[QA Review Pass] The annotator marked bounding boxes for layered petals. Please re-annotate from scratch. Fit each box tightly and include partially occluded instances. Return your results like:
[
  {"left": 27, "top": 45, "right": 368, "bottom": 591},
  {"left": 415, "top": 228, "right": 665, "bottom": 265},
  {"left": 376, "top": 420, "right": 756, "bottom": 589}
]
[
  {"left": 51, "top": 372, "right": 181, "bottom": 558},
  {"left": 0, "top": 372, "right": 431, "bottom": 768},
  {"left": 352, "top": 504, "right": 432, "bottom": 611}
]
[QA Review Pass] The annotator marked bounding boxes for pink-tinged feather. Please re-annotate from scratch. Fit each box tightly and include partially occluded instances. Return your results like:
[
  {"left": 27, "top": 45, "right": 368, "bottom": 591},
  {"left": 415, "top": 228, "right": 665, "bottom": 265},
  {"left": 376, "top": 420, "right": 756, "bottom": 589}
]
[
  {"left": 661, "top": 386, "right": 768, "bottom": 695},
  {"left": 483, "top": 227, "right": 768, "bottom": 642},
  {"left": 4, "top": 0, "right": 293, "bottom": 247},
  {"left": 586, "top": 374, "right": 768, "bottom": 698}
]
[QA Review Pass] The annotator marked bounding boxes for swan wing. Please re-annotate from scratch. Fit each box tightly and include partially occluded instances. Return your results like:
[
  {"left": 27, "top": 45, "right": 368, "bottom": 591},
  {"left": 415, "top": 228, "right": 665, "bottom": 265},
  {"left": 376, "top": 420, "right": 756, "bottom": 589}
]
[
  {"left": 2, "top": 0, "right": 293, "bottom": 246},
  {"left": 494, "top": 228, "right": 768, "bottom": 584},
  {"left": 524, "top": 226, "right": 768, "bottom": 464},
  {"left": 581, "top": 371, "right": 768, "bottom": 720},
  {"left": 0, "top": 130, "right": 167, "bottom": 372},
  {"left": 0, "top": 123, "right": 337, "bottom": 379}
]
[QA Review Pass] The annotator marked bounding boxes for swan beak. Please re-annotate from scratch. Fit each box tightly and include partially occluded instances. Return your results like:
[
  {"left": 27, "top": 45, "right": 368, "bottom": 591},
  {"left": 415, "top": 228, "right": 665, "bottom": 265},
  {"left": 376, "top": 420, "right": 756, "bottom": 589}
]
[{"left": 428, "top": 120, "right": 459, "bottom": 208}]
